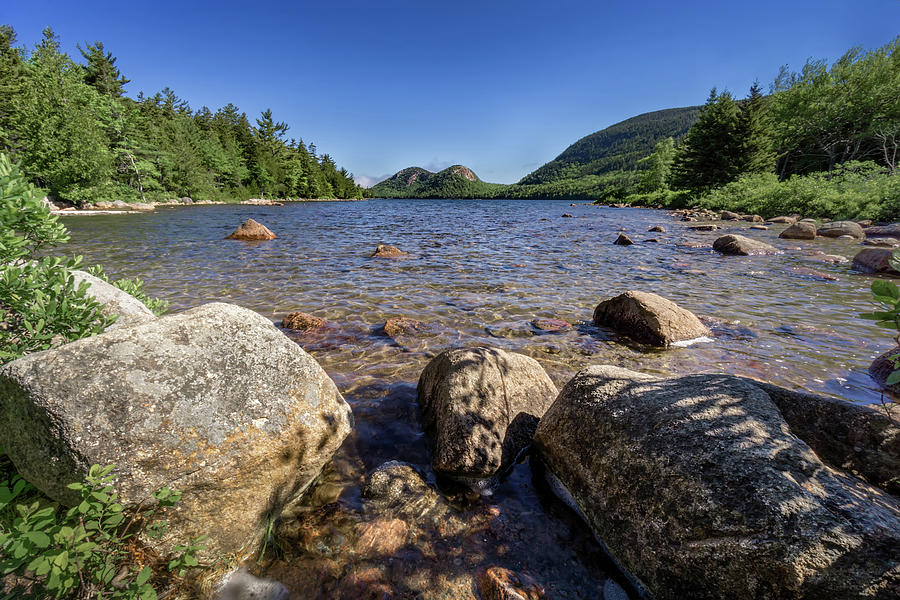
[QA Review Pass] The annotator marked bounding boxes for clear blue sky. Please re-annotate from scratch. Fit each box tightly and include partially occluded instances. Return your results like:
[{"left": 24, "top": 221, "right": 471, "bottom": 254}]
[{"left": 4, "top": 1, "right": 900, "bottom": 185}]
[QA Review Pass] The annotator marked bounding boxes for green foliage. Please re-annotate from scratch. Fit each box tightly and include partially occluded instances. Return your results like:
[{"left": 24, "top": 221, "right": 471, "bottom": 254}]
[
  {"left": 0, "top": 464, "right": 205, "bottom": 599},
  {"left": 0, "top": 152, "right": 112, "bottom": 364},
  {"left": 861, "top": 251, "right": 900, "bottom": 386},
  {"left": 370, "top": 165, "right": 507, "bottom": 199},
  {"left": 1, "top": 26, "right": 363, "bottom": 204},
  {"left": 637, "top": 137, "right": 675, "bottom": 193},
  {"left": 84, "top": 266, "right": 168, "bottom": 317}
]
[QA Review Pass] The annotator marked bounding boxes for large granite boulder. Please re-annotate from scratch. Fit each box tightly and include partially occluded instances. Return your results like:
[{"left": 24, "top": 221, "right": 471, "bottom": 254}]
[
  {"left": 779, "top": 221, "right": 817, "bottom": 240},
  {"left": 0, "top": 302, "right": 353, "bottom": 558},
  {"left": 417, "top": 347, "right": 558, "bottom": 479},
  {"left": 712, "top": 234, "right": 779, "bottom": 256},
  {"left": 534, "top": 366, "right": 900, "bottom": 600},
  {"left": 593, "top": 291, "right": 710, "bottom": 346},
  {"left": 818, "top": 221, "right": 865, "bottom": 239},
  {"left": 71, "top": 270, "right": 157, "bottom": 329},
  {"left": 852, "top": 248, "right": 900, "bottom": 275}
]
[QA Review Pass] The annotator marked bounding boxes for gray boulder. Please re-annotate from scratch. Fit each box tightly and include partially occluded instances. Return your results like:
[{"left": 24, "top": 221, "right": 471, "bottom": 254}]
[
  {"left": 818, "top": 221, "right": 865, "bottom": 239},
  {"left": 593, "top": 291, "right": 710, "bottom": 347},
  {"left": 713, "top": 234, "right": 779, "bottom": 256},
  {"left": 417, "top": 347, "right": 558, "bottom": 479},
  {"left": 766, "top": 216, "right": 797, "bottom": 224},
  {"left": 534, "top": 366, "right": 900, "bottom": 600},
  {"left": 863, "top": 223, "right": 900, "bottom": 239},
  {"left": 71, "top": 270, "right": 157, "bottom": 329},
  {"left": 720, "top": 210, "right": 740, "bottom": 220},
  {"left": 0, "top": 302, "right": 353, "bottom": 558},
  {"left": 852, "top": 248, "right": 900, "bottom": 275},
  {"left": 779, "top": 221, "right": 817, "bottom": 240}
]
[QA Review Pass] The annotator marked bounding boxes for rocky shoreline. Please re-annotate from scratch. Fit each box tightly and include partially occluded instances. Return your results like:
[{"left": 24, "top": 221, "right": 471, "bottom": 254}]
[
  {"left": 2, "top": 239, "right": 898, "bottom": 598},
  {"left": 45, "top": 196, "right": 366, "bottom": 216}
]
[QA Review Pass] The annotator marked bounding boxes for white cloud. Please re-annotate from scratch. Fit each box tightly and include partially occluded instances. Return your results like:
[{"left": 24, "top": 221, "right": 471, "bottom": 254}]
[{"left": 354, "top": 173, "right": 393, "bottom": 188}]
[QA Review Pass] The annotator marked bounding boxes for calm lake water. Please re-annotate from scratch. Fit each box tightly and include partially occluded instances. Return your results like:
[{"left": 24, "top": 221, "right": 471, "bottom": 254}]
[{"left": 59, "top": 199, "right": 894, "bottom": 598}]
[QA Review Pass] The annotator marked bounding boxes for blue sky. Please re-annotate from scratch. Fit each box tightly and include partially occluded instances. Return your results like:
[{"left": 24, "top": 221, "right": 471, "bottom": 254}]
[{"left": 4, "top": 1, "right": 900, "bottom": 185}]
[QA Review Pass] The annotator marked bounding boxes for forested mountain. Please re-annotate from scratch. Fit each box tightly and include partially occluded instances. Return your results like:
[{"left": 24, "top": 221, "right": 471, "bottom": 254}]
[
  {"left": 370, "top": 165, "right": 505, "bottom": 198},
  {"left": 0, "top": 26, "right": 363, "bottom": 204},
  {"left": 519, "top": 106, "right": 701, "bottom": 185}
]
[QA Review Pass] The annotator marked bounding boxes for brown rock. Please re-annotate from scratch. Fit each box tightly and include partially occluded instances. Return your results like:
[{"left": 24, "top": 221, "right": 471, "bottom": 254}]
[
  {"left": 531, "top": 318, "right": 572, "bottom": 332},
  {"left": 870, "top": 347, "right": 900, "bottom": 396},
  {"left": 749, "top": 225, "right": 768, "bottom": 230},
  {"left": 561, "top": 213, "right": 573, "bottom": 218},
  {"left": 225, "top": 218, "right": 276, "bottom": 240},
  {"left": 712, "top": 234, "right": 779, "bottom": 256},
  {"left": 766, "top": 215, "right": 797, "bottom": 224},
  {"left": 741, "top": 214, "right": 764, "bottom": 222},
  {"left": 720, "top": 210, "right": 740, "bottom": 220},
  {"left": 371, "top": 244, "right": 408, "bottom": 258},
  {"left": 382, "top": 316, "right": 424, "bottom": 338},
  {"left": 779, "top": 221, "right": 817, "bottom": 240},
  {"left": 281, "top": 311, "right": 327, "bottom": 331},
  {"left": 593, "top": 291, "right": 710, "bottom": 346},
  {"left": 805, "top": 253, "right": 849, "bottom": 264},
  {"left": 478, "top": 567, "right": 544, "bottom": 600},
  {"left": 864, "top": 238, "right": 900, "bottom": 248},
  {"left": 790, "top": 266, "right": 838, "bottom": 281},
  {"left": 356, "top": 518, "right": 408, "bottom": 557},
  {"left": 613, "top": 234, "right": 634, "bottom": 246},
  {"left": 688, "top": 224, "right": 718, "bottom": 231},
  {"left": 417, "top": 347, "right": 558, "bottom": 479},
  {"left": 852, "top": 248, "right": 900, "bottom": 275},
  {"left": 818, "top": 221, "right": 865, "bottom": 239},
  {"left": 864, "top": 224, "right": 900, "bottom": 239},
  {"left": 648, "top": 225, "right": 666, "bottom": 233}
]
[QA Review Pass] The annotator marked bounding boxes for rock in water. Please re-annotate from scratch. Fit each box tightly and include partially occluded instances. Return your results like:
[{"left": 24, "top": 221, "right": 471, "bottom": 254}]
[
  {"left": 281, "top": 311, "right": 327, "bottom": 331},
  {"left": 371, "top": 244, "right": 408, "bottom": 258},
  {"left": 712, "top": 234, "right": 779, "bottom": 256},
  {"left": 720, "top": 210, "right": 740, "bottom": 220},
  {"left": 613, "top": 233, "right": 634, "bottom": 246},
  {"left": 870, "top": 347, "right": 900, "bottom": 395},
  {"left": 382, "top": 316, "right": 425, "bottom": 338},
  {"left": 0, "top": 302, "right": 352, "bottom": 558},
  {"left": 417, "top": 347, "right": 558, "bottom": 479},
  {"left": 766, "top": 215, "right": 796, "bottom": 224},
  {"left": 70, "top": 270, "right": 156, "bottom": 330},
  {"left": 593, "top": 290, "right": 710, "bottom": 346},
  {"left": 852, "top": 248, "right": 900, "bottom": 275},
  {"left": 779, "top": 221, "right": 817, "bottom": 240},
  {"left": 864, "top": 223, "right": 900, "bottom": 239},
  {"left": 817, "top": 220, "right": 865, "bottom": 239},
  {"left": 648, "top": 225, "right": 666, "bottom": 233},
  {"left": 225, "top": 218, "right": 276, "bottom": 240},
  {"left": 534, "top": 366, "right": 900, "bottom": 600}
]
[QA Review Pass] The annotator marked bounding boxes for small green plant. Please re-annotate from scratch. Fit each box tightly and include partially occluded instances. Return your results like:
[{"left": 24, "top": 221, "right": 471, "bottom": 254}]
[
  {"left": 861, "top": 250, "right": 900, "bottom": 394},
  {"left": 84, "top": 266, "right": 169, "bottom": 317},
  {"left": 0, "top": 464, "right": 205, "bottom": 599}
]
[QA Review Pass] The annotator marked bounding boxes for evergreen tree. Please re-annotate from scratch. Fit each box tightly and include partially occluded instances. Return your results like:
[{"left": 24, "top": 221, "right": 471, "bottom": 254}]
[
  {"left": 738, "top": 81, "right": 775, "bottom": 174},
  {"left": 78, "top": 41, "right": 129, "bottom": 97},
  {"left": 0, "top": 25, "right": 25, "bottom": 154},
  {"left": 670, "top": 89, "right": 745, "bottom": 192},
  {"left": 637, "top": 137, "right": 675, "bottom": 192}
]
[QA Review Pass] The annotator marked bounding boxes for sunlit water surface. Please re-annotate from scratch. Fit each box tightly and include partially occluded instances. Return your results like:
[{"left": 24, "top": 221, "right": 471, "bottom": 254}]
[{"left": 59, "top": 199, "right": 894, "bottom": 598}]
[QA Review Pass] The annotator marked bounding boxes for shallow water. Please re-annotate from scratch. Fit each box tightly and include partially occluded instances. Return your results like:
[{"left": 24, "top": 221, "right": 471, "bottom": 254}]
[{"left": 59, "top": 199, "right": 895, "bottom": 598}]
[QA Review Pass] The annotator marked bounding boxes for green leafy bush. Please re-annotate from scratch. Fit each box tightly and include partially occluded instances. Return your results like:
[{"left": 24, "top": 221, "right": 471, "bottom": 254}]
[
  {"left": 0, "top": 153, "right": 112, "bottom": 364},
  {"left": 0, "top": 463, "right": 205, "bottom": 599}
]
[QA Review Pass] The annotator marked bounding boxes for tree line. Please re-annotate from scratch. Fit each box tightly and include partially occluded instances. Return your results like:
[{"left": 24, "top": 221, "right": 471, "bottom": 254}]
[
  {"left": 627, "top": 37, "right": 899, "bottom": 219},
  {"left": 0, "top": 26, "right": 364, "bottom": 204}
]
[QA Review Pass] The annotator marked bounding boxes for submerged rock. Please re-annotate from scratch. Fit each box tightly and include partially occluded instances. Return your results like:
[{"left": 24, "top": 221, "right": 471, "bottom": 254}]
[
  {"left": 779, "top": 221, "right": 817, "bottom": 240},
  {"left": 371, "top": 244, "right": 409, "bottom": 258},
  {"left": 531, "top": 318, "right": 572, "bottom": 333},
  {"left": 852, "top": 248, "right": 900, "bottom": 275},
  {"left": 71, "top": 270, "right": 156, "bottom": 330},
  {"left": 417, "top": 347, "right": 558, "bottom": 480},
  {"left": 713, "top": 234, "right": 779, "bottom": 256},
  {"left": 0, "top": 302, "right": 353, "bottom": 558},
  {"left": 281, "top": 311, "right": 327, "bottom": 331},
  {"left": 593, "top": 290, "right": 710, "bottom": 346},
  {"left": 225, "top": 218, "right": 276, "bottom": 240},
  {"left": 479, "top": 566, "right": 545, "bottom": 600},
  {"left": 534, "top": 366, "right": 900, "bottom": 600},
  {"left": 818, "top": 221, "right": 865, "bottom": 239},
  {"left": 382, "top": 316, "right": 425, "bottom": 338}
]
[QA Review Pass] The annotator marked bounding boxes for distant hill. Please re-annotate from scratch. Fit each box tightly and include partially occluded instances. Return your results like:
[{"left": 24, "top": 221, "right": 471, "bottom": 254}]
[
  {"left": 370, "top": 165, "right": 505, "bottom": 198},
  {"left": 519, "top": 106, "right": 701, "bottom": 185}
]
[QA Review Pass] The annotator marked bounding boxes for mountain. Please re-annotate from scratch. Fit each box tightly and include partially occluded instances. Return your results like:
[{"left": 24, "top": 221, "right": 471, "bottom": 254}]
[
  {"left": 370, "top": 165, "right": 505, "bottom": 198},
  {"left": 519, "top": 106, "right": 701, "bottom": 185}
]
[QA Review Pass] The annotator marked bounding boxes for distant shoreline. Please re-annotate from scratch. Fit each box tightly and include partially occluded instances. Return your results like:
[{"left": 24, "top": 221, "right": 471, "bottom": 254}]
[{"left": 50, "top": 197, "right": 367, "bottom": 216}]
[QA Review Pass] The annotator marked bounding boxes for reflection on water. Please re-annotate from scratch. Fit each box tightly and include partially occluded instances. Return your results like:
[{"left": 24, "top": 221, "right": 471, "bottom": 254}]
[{"left": 59, "top": 199, "right": 893, "bottom": 598}]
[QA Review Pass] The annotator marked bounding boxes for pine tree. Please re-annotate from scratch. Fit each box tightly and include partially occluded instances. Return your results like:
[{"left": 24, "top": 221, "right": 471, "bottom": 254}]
[
  {"left": 78, "top": 41, "right": 129, "bottom": 97},
  {"left": 739, "top": 81, "right": 775, "bottom": 174}
]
